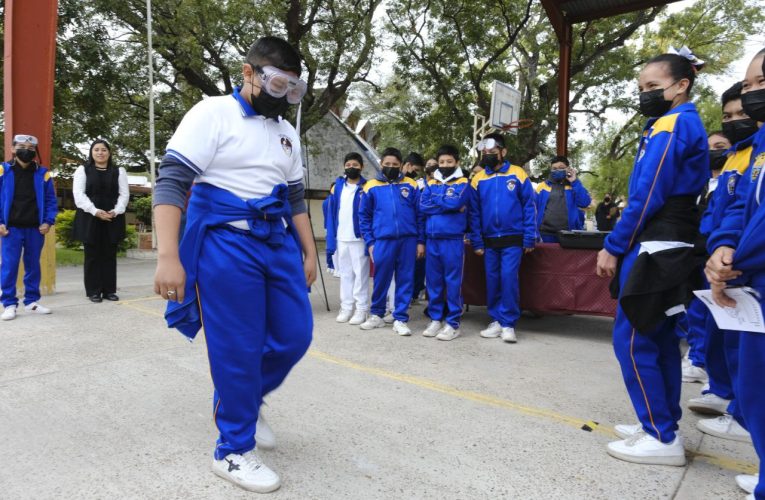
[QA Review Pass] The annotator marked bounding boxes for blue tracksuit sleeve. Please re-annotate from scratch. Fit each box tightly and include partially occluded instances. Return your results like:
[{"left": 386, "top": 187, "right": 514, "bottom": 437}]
[
  {"left": 359, "top": 189, "right": 375, "bottom": 248},
  {"left": 324, "top": 192, "right": 336, "bottom": 255},
  {"left": 419, "top": 184, "right": 442, "bottom": 215},
  {"left": 416, "top": 187, "right": 425, "bottom": 244},
  {"left": 43, "top": 172, "right": 58, "bottom": 225},
  {"left": 0, "top": 166, "right": 5, "bottom": 226},
  {"left": 468, "top": 184, "right": 484, "bottom": 250},
  {"left": 440, "top": 183, "right": 470, "bottom": 212},
  {"left": 707, "top": 169, "right": 750, "bottom": 252},
  {"left": 571, "top": 179, "right": 591, "bottom": 208},
  {"left": 521, "top": 177, "right": 537, "bottom": 248}
]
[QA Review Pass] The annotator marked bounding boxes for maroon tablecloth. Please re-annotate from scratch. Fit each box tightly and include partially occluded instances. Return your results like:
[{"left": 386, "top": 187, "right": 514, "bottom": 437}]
[{"left": 463, "top": 243, "right": 617, "bottom": 317}]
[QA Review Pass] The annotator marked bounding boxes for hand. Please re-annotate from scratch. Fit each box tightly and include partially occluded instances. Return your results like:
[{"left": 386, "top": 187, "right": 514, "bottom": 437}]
[
  {"left": 39, "top": 223, "right": 51, "bottom": 235},
  {"left": 0, "top": 224, "right": 8, "bottom": 237},
  {"left": 369, "top": 245, "right": 374, "bottom": 263},
  {"left": 524, "top": 246, "right": 535, "bottom": 254},
  {"left": 417, "top": 243, "right": 425, "bottom": 259},
  {"left": 474, "top": 248, "right": 484, "bottom": 256},
  {"left": 711, "top": 282, "right": 737, "bottom": 308},
  {"left": 596, "top": 248, "right": 618, "bottom": 278},
  {"left": 154, "top": 256, "right": 186, "bottom": 302},
  {"left": 304, "top": 253, "right": 317, "bottom": 288},
  {"left": 96, "top": 209, "right": 113, "bottom": 221},
  {"left": 705, "top": 246, "right": 741, "bottom": 285},
  {"left": 108, "top": 210, "right": 118, "bottom": 218},
  {"left": 566, "top": 168, "right": 577, "bottom": 182}
]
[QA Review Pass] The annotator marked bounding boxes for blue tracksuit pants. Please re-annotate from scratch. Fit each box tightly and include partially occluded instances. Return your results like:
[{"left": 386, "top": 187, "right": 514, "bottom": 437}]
[
  {"left": 196, "top": 226, "right": 313, "bottom": 459},
  {"left": 425, "top": 238, "right": 464, "bottom": 328},
  {"left": 412, "top": 257, "right": 426, "bottom": 301},
  {"left": 613, "top": 245, "right": 682, "bottom": 443},
  {"left": 678, "top": 296, "right": 707, "bottom": 367},
  {"left": 484, "top": 246, "right": 523, "bottom": 328},
  {"left": 738, "top": 329, "right": 765, "bottom": 499},
  {"left": 370, "top": 237, "right": 416, "bottom": 321},
  {"left": 1, "top": 227, "right": 45, "bottom": 307},
  {"left": 703, "top": 315, "right": 745, "bottom": 424}
]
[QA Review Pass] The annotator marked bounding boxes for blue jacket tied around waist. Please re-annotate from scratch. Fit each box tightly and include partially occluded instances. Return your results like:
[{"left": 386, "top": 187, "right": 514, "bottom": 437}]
[{"left": 165, "top": 183, "right": 294, "bottom": 340}]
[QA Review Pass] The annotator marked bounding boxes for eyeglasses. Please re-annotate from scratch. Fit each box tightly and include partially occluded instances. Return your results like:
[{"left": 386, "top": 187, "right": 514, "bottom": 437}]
[
  {"left": 13, "top": 134, "right": 38, "bottom": 146},
  {"left": 476, "top": 138, "right": 503, "bottom": 151},
  {"left": 255, "top": 65, "right": 307, "bottom": 104}
]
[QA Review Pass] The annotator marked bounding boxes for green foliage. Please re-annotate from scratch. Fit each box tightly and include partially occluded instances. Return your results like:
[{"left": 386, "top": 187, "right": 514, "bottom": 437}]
[
  {"left": 55, "top": 209, "right": 81, "bottom": 250},
  {"left": 133, "top": 195, "right": 153, "bottom": 226},
  {"left": 119, "top": 225, "right": 138, "bottom": 253}
]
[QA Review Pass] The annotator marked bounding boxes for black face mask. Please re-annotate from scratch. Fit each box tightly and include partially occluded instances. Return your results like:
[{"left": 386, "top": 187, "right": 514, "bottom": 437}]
[
  {"left": 345, "top": 168, "right": 361, "bottom": 180},
  {"left": 741, "top": 88, "right": 765, "bottom": 123},
  {"left": 438, "top": 167, "right": 457, "bottom": 178},
  {"left": 15, "top": 149, "right": 36, "bottom": 163},
  {"left": 405, "top": 171, "right": 418, "bottom": 179},
  {"left": 604, "top": 197, "right": 612, "bottom": 203},
  {"left": 708, "top": 149, "right": 728, "bottom": 172},
  {"left": 382, "top": 167, "right": 400, "bottom": 181},
  {"left": 425, "top": 165, "right": 438, "bottom": 175},
  {"left": 250, "top": 90, "right": 290, "bottom": 119},
  {"left": 639, "top": 88, "right": 673, "bottom": 118},
  {"left": 479, "top": 153, "right": 500, "bottom": 170},
  {"left": 722, "top": 118, "right": 759, "bottom": 145}
]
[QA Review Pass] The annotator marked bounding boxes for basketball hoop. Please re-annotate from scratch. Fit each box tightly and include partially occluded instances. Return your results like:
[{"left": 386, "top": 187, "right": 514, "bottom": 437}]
[{"left": 498, "top": 119, "right": 534, "bottom": 132}]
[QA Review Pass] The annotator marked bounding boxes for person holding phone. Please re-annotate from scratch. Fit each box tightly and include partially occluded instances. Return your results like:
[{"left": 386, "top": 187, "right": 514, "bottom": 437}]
[{"left": 535, "top": 155, "right": 592, "bottom": 243}]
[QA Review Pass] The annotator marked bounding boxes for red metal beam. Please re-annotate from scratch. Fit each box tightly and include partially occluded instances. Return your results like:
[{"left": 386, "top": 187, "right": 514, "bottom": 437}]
[
  {"left": 566, "top": 0, "right": 683, "bottom": 23},
  {"left": 556, "top": 21, "right": 573, "bottom": 157}
]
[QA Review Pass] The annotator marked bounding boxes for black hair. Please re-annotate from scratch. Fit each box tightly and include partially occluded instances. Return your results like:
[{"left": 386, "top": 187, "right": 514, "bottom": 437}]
[
  {"left": 550, "top": 155, "right": 569, "bottom": 166},
  {"left": 86, "top": 139, "right": 114, "bottom": 169},
  {"left": 380, "top": 147, "right": 402, "bottom": 163},
  {"left": 708, "top": 130, "right": 727, "bottom": 139},
  {"left": 403, "top": 152, "right": 425, "bottom": 167},
  {"left": 246, "top": 36, "right": 302, "bottom": 76},
  {"left": 757, "top": 47, "right": 765, "bottom": 74},
  {"left": 482, "top": 132, "right": 506, "bottom": 149},
  {"left": 646, "top": 53, "right": 700, "bottom": 95},
  {"left": 436, "top": 144, "right": 460, "bottom": 162},
  {"left": 343, "top": 152, "right": 364, "bottom": 166},
  {"left": 721, "top": 82, "right": 743, "bottom": 107}
]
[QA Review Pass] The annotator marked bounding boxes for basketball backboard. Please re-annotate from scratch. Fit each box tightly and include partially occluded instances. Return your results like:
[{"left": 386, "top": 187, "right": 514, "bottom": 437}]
[{"left": 489, "top": 81, "right": 522, "bottom": 134}]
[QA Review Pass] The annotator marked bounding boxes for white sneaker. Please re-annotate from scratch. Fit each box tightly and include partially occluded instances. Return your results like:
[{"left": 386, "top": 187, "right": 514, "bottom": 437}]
[
  {"left": 360, "top": 314, "right": 385, "bottom": 330},
  {"left": 436, "top": 325, "right": 460, "bottom": 341},
  {"left": 697, "top": 414, "right": 752, "bottom": 443},
  {"left": 682, "top": 364, "right": 708, "bottom": 383},
  {"left": 383, "top": 312, "right": 395, "bottom": 324},
  {"left": 736, "top": 474, "right": 758, "bottom": 494},
  {"left": 501, "top": 327, "right": 517, "bottom": 343},
  {"left": 1, "top": 305, "right": 17, "bottom": 321},
  {"left": 212, "top": 450, "right": 280, "bottom": 493},
  {"left": 24, "top": 302, "right": 51, "bottom": 314},
  {"left": 687, "top": 392, "right": 730, "bottom": 415},
  {"left": 606, "top": 431, "right": 686, "bottom": 466},
  {"left": 255, "top": 413, "right": 276, "bottom": 450},
  {"left": 348, "top": 310, "right": 367, "bottom": 325},
  {"left": 746, "top": 494, "right": 755, "bottom": 500},
  {"left": 614, "top": 423, "right": 643, "bottom": 440},
  {"left": 392, "top": 320, "right": 411, "bottom": 336},
  {"left": 422, "top": 320, "right": 442, "bottom": 337},
  {"left": 335, "top": 309, "right": 353, "bottom": 323},
  {"left": 480, "top": 321, "right": 502, "bottom": 338}
]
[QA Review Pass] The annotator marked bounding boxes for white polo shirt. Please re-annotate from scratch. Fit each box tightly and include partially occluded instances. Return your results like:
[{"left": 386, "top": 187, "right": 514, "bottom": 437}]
[{"left": 165, "top": 90, "right": 304, "bottom": 200}]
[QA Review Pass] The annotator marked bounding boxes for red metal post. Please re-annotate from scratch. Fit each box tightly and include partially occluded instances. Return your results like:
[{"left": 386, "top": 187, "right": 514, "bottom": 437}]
[{"left": 557, "top": 21, "right": 573, "bottom": 157}]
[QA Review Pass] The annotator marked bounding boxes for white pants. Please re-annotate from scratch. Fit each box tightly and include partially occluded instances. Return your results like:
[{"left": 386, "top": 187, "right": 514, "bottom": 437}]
[{"left": 337, "top": 240, "right": 370, "bottom": 312}]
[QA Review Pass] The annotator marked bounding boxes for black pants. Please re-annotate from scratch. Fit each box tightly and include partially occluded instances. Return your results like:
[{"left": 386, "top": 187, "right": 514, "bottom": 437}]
[{"left": 83, "top": 227, "right": 119, "bottom": 297}]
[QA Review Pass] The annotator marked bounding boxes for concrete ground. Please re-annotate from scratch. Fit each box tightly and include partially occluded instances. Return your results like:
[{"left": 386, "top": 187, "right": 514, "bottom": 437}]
[{"left": 0, "top": 258, "right": 757, "bottom": 499}]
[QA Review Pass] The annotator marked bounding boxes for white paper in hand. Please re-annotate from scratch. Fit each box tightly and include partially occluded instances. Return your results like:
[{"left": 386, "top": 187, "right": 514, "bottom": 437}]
[{"left": 694, "top": 288, "right": 765, "bottom": 333}]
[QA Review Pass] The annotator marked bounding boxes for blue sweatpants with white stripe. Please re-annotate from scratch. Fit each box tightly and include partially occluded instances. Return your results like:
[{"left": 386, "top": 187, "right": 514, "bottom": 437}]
[
  {"left": 370, "top": 237, "right": 416, "bottom": 321},
  {"left": 1, "top": 227, "right": 45, "bottom": 307},
  {"left": 739, "top": 329, "right": 765, "bottom": 499},
  {"left": 613, "top": 245, "right": 682, "bottom": 443},
  {"left": 425, "top": 238, "right": 464, "bottom": 328},
  {"left": 678, "top": 296, "right": 707, "bottom": 368},
  {"left": 484, "top": 246, "right": 523, "bottom": 328},
  {"left": 197, "top": 226, "right": 313, "bottom": 459}
]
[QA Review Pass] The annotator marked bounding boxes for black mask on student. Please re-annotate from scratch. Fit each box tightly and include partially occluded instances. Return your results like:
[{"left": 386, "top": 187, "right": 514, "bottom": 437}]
[
  {"left": 382, "top": 167, "right": 400, "bottom": 181},
  {"left": 405, "top": 171, "right": 418, "bottom": 179},
  {"left": 639, "top": 88, "right": 673, "bottom": 118},
  {"left": 709, "top": 149, "right": 728, "bottom": 172},
  {"left": 722, "top": 118, "right": 759, "bottom": 145},
  {"left": 345, "top": 168, "right": 361, "bottom": 180},
  {"left": 479, "top": 153, "right": 500, "bottom": 170},
  {"left": 604, "top": 196, "right": 612, "bottom": 203},
  {"left": 15, "top": 149, "right": 36, "bottom": 163},
  {"left": 438, "top": 167, "right": 457, "bottom": 178},
  {"left": 741, "top": 88, "right": 765, "bottom": 123},
  {"left": 250, "top": 90, "right": 290, "bottom": 119}
]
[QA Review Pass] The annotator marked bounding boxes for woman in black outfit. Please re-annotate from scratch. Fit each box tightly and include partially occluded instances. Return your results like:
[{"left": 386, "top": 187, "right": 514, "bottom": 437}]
[{"left": 73, "top": 139, "right": 129, "bottom": 302}]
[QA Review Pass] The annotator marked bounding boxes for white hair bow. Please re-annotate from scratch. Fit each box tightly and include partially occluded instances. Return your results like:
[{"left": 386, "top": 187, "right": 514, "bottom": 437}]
[{"left": 668, "top": 45, "right": 705, "bottom": 70}]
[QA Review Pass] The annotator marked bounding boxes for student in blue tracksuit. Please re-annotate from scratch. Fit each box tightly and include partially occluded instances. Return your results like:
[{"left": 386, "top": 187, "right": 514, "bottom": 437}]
[
  {"left": 468, "top": 133, "right": 536, "bottom": 344},
  {"left": 706, "top": 48, "right": 765, "bottom": 500},
  {"left": 419, "top": 144, "right": 470, "bottom": 341},
  {"left": 0, "top": 134, "right": 57, "bottom": 321},
  {"left": 535, "top": 155, "right": 591, "bottom": 242},
  {"left": 152, "top": 37, "right": 314, "bottom": 493},
  {"left": 325, "top": 152, "right": 370, "bottom": 325},
  {"left": 596, "top": 50, "right": 708, "bottom": 467},
  {"left": 358, "top": 147, "right": 424, "bottom": 336}
]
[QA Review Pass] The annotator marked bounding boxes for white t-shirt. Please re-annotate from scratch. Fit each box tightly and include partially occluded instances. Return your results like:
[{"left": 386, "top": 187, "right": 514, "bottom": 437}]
[
  {"left": 337, "top": 182, "right": 360, "bottom": 242},
  {"left": 165, "top": 93, "right": 304, "bottom": 200}
]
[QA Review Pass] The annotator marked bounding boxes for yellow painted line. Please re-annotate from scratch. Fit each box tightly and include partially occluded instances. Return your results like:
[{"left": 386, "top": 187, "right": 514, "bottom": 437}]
[
  {"left": 120, "top": 303, "right": 758, "bottom": 474},
  {"left": 117, "top": 295, "right": 165, "bottom": 305}
]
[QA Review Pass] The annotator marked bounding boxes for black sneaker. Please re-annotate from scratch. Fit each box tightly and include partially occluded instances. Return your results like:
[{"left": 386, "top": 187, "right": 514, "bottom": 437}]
[{"left": 89, "top": 294, "right": 103, "bottom": 303}]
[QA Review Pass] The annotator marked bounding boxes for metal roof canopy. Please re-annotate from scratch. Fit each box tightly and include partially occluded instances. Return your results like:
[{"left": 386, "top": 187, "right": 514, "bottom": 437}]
[{"left": 540, "top": 0, "right": 682, "bottom": 155}]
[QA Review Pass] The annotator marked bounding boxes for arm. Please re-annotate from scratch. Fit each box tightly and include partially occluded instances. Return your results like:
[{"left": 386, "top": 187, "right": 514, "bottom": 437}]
[
  {"left": 707, "top": 169, "right": 749, "bottom": 253},
  {"left": 415, "top": 186, "right": 425, "bottom": 246},
  {"left": 521, "top": 177, "right": 537, "bottom": 250},
  {"left": 359, "top": 190, "right": 375, "bottom": 248},
  {"left": 42, "top": 171, "right": 58, "bottom": 225},
  {"left": 418, "top": 184, "right": 443, "bottom": 215},
  {"left": 468, "top": 183, "right": 484, "bottom": 251},
  {"left": 72, "top": 166, "right": 98, "bottom": 215},
  {"left": 288, "top": 182, "right": 317, "bottom": 287},
  {"left": 439, "top": 183, "right": 470, "bottom": 212},
  {"left": 571, "top": 179, "right": 592, "bottom": 208},
  {"left": 111, "top": 168, "right": 130, "bottom": 215}
]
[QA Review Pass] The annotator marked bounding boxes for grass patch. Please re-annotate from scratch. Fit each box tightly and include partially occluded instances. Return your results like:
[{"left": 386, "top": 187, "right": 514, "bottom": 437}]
[{"left": 56, "top": 247, "right": 84, "bottom": 267}]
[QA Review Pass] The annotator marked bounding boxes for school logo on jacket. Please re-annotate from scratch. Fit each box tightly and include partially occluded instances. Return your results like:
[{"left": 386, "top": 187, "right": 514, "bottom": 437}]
[
  {"left": 400, "top": 187, "right": 411, "bottom": 198},
  {"left": 280, "top": 136, "right": 293, "bottom": 157},
  {"left": 728, "top": 174, "right": 737, "bottom": 196},
  {"left": 506, "top": 179, "right": 517, "bottom": 191},
  {"left": 446, "top": 187, "right": 456, "bottom": 197},
  {"left": 752, "top": 153, "right": 765, "bottom": 182}
]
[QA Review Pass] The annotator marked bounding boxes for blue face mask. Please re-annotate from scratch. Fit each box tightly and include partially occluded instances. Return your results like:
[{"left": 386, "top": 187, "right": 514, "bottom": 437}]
[{"left": 551, "top": 169, "right": 567, "bottom": 182}]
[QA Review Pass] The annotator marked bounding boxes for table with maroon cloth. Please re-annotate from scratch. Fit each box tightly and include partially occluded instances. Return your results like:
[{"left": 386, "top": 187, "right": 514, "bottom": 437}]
[{"left": 462, "top": 243, "right": 617, "bottom": 317}]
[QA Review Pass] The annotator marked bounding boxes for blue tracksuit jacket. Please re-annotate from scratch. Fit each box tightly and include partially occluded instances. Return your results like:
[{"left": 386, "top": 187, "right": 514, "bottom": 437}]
[
  {"left": 0, "top": 161, "right": 58, "bottom": 226},
  {"left": 324, "top": 175, "right": 367, "bottom": 255},
  {"left": 535, "top": 179, "right": 591, "bottom": 231},
  {"left": 359, "top": 172, "right": 424, "bottom": 246},
  {"left": 419, "top": 176, "right": 470, "bottom": 239}
]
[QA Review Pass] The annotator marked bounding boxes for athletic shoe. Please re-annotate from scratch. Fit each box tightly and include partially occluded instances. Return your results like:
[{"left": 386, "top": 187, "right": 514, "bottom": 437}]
[
  {"left": 256, "top": 412, "right": 276, "bottom": 451},
  {"left": 697, "top": 414, "right": 752, "bottom": 443},
  {"left": 383, "top": 312, "right": 395, "bottom": 324},
  {"left": 501, "top": 327, "right": 517, "bottom": 343},
  {"left": 606, "top": 431, "right": 686, "bottom": 466},
  {"left": 348, "top": 310, "right": 367, "bottom": 325},
  {"left": 212, "top": 450, "right": 280, "bottom": 493},
  {"left": 24, "top": 302, "right": 51, "bottom": 314},
  {"left": 335, "top": 310, "right": 353, "bottom": 323},
  {"left": 1, "top": 305, "right": 17, "bottom": 321},
  {"left": 687, "top": 393, "right": 730, "bottom": 415},
  {"left": 682, "top": 364, "right": 708, "bottom": 383},
  {"left": 614, "top": 423, "right": 642, "bottom": 440},
  {"left": 436, "top": 325, "right": 460, "bottom": 341},
  {"left": 736, "top": 474, "right": 758, "bottom": 494},
  {"left": 392, "top": 320, "right": 411, "bottom": 336},
  {"left": 480, "top": 321, "right": 502, "bottom": 338},
  {"left": 746, "top": 494, "right": 754, "bottom": 500},
  {"left": 360, "top": 315, "right": 385, "bottom": 330},
  {"left": 422, "top": 320, "right": 442, "bottom": 337}
]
